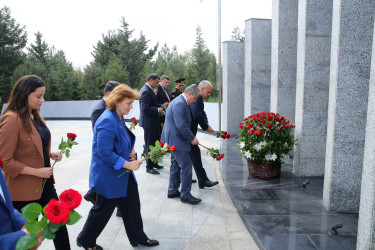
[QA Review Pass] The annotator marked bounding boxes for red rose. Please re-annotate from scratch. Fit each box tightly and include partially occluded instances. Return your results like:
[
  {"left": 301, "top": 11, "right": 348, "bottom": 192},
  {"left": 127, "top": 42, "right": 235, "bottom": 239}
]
[
  {"left": 59, "top": 189, "right": 82, "bottom": 211},
  {"left": 285, "top": 125, "right": 289, "bottom": 128},
  {"left": 277, "top": 128, "right": 281, "bottom": 131},
  {"left": 44, "top": 199, "right": 70, "bottom": 224},
  {"left": 255, "top": 130, "right": 261, "bottom": 135},
  {"left": 258, "top": 123, "right": 262, "bottom": 127},
  {"left": 216, "top": 156, "right": 221, "bottom": 161},
  {"left": 250, "top": 129, "right": 255, "bottom": 135},
  {"left": 249, "top": 124, "right": 253, "bottom": 128},
  {"left": 166, "top": 145, "right": 171, "bottom": 152},
  {"left": 0, "top": 156, "right": 2, "bottom": 166},
  {"left": 280, "top": 125, "right": 284, "bottom": 129},
  {"left": 159, "top": 141, "right": 164, "bottom": 147},
  {"left": 262, "top": 119, "right": 266, "bottom": 124},
  {"left": 239, "top": 123, "right": 243, "bottom": 128},
  {"left": 266, "top": 129, "right": 270, "bottom": 132},
  {"left": 171, "top": 145, "right": 176, "bottom": 152},
  {"left": 67, "top": 133, "right": 77, "bottom": 141},
  {"left": 226, "top": 134, "right": 231, "bottom": 139},
  {"left": 131, "top": 117, "right": 136, "bottom": 121},
  {"left": 221, "top": 134, "right": 226, "bottom": 139},
  {"left": 134, "top": 121, "right": 138, "bottom": 125},
  {"left": 221, "top": 153, "right": 224, "bottom": 158}
]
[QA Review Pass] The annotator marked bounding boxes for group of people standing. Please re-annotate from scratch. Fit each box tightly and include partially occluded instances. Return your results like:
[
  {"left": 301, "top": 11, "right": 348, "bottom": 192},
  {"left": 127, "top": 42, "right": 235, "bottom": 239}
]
[{"left": 0, "top": 72, "right": 219, "bottom": 249}]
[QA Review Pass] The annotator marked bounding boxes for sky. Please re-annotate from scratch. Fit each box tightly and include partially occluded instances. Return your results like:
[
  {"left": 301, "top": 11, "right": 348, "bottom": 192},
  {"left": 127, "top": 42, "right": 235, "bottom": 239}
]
[{"left": 2, "top": 0, "right": 272, "bottom": 69}]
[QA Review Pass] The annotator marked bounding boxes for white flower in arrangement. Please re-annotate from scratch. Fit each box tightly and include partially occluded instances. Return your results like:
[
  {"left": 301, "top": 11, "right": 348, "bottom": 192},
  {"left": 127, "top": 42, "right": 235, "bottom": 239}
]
[
  {"left": 281, "top": 154, "right": 289, "bottom": 163},
  {"left": 244, "top": 151, "right": 252, "bottom": 159},
  {"left": 265, "top": 153, "right": 272, "bottom": 161},
  {"left": 239, "top": 142, "right": 246, "bottom": 149},
  {"left": 254, "top": 143, "right": 262, "bottom": 151},
  {"left": 284, "top": 142, "right": 288, "bottom": 147},
  {"left": 270, "top": 153, "right": 277, "bottom": 161},
  {"left": 260, "top": 141, "right": 267, "bottom": 146}
]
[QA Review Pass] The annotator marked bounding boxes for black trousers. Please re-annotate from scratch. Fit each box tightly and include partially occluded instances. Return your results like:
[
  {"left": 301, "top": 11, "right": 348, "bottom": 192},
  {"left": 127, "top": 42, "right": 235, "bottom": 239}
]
[
  {"left": 13, "top": 178, "right": 71, "bottom": 250},
  {"left": 143, "top": 127, "right": 160, "bottom": 170},
  {"left": 190, "top": 144, "right": 209, "bottom": 184},
  {"left": 77, "top": 175, "right": 148, "bottom": 247}
]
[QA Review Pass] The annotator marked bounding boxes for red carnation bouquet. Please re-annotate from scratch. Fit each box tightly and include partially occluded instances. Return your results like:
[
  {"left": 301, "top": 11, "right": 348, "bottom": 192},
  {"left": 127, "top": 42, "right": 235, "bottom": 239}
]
[
  {"left": 118, "top": 140, "right": 176, "bottom": 177},
  {"left": 16, "top": 189, "right": 82, "bottom": 250},
  {"left": 36, "top": 133, "right": 79, "bottom": 193},
  {"left": 160, "top": 101, "right": 171, "bottom": 116},
  {"left": 129, "top": 117, "right": 138, "bottom": 130}
]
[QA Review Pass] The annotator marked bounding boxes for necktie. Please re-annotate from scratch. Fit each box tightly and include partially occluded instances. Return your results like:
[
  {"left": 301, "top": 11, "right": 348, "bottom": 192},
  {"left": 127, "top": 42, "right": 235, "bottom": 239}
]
[{"left": 163, "top": 87, "right": 170, "bottom": 101}]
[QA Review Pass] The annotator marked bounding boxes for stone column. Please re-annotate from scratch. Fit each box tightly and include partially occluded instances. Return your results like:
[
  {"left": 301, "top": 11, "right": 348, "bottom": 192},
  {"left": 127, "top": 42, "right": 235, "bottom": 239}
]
[
  {"left": 293, "top": 0, "right": 333, "bottom": 176},
  {"left": 357, "top": 19, "right": 375, "bottom": 250},
  {"left": 323, "top": 0, "right": 375, "bottom": 212},
  {"left": 222, "top": 41, "right": 244, "bottom": 136},
  {"left": 244, "top": 18, "right": 272, "bottom": 116},
  {"left": 270, "top": 0, "right": 299, "bottom": 123}
]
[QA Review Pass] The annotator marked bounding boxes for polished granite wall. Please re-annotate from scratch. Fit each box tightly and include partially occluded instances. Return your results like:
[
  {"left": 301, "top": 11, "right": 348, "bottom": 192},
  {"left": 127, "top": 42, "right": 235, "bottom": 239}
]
[{"left": 220, "top": 140, "right": 358, "bottom": 250}]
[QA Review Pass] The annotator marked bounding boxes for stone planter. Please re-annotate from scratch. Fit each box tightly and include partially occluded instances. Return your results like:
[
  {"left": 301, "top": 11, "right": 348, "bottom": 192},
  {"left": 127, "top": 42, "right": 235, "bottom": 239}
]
[{"left": 247, "top": 160, "right": 281, "bottom": 180}]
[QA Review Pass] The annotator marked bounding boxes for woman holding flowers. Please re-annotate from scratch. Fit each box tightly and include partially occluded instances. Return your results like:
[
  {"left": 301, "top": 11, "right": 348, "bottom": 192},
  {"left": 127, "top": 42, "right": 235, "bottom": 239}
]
[
  {"left": 0, "top": 75, "right": 70, "bottom": 249},
  {"left": 77, "top": 84, "right": 159, "bottom": 249}
]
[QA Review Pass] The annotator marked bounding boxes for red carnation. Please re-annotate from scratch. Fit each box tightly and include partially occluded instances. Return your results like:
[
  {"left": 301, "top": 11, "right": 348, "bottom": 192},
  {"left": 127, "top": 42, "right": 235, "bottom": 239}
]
[
  {"left": 216, "top": 156, "right": 221, "bottom": 161},
  {"left": 258, "top": 123, "right": 262, "bottom": 127},
  {"left": 280, "top": 125, "right": 284, "bottom": 129},
  {"left": 131, "top": 117, "right": 136, "bottom": 121},
  {"left": 250, "top": 129, "right": 255, "bottom": 135},
  {"left": 221, "top": 134, "right": 226, "bottom": 139},
  {"left": 255, "top": 130, "right": 261, "bottom": 135},
  {"left": 0, "top": 156, "right": 2, "bottom": 166},
  {"left": 266, "top": 129, "right": 270, "bottom": 132},
  {"left": 44, "top": 199, "right": 70, "bottom": 224},
  {"left": 59, "top": 189, "right": 82, "bottom": 211},
  {"left": 134, "top": 121, "right": 138, "bottom": 125},
  {"left": 67, "top": 133, "right": 77, "bottom": 141},
  {"left": 277, "top": 128, "right": 281, "bottom": 131},
  {"left": 267, "top": 123, "right": 273, "bottom": 128},
  {"left": 239, "top": 123, "right": 243, "bottom": 128},
  {"left": 159, "top": 141, "right": 164, "bottom": 147},
  {"left": 226, "top": 134, "right": 231, "bottom": 139},
  {"left": 171, "top": 145, "right": 176, "bottom": 152},
  {"left": 166, "top": 144, "right": 171, "bottom": 152},
  {"left": 262, "top": 119, "right": 266, "bottom": 124},
  {"left": 221, "top": 153, "right": 224, "bottom": 158}
]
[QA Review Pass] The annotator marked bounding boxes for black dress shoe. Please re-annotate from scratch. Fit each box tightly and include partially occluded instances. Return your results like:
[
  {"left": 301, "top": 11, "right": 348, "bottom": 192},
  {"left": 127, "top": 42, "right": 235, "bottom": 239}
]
[
  {"left": 167, "top": 191, "right": 181, "bottom": 198},
  {"left": 140, "top": 239, "right": 159, "bottom": 247},
  {"left": 199, "top": 180, "right": 219, "bottom": 189},
  {"left": 192, "top": 179, "right": 197, "bottom": 183},
  {"left": 154, "top": 164, "right": 164, "bottom": 169},
  {"left": 116, "top": 209, "right": 122, "bottom": 217},
  {"left": 180, "top": 195, "right": 202, "bottom": 204},
  {"left": 146, "top": 169, "right": 160, "bottom": 175},
  {"left": 77, "top": 239, "right": 103, "bottom": 250},
  {"left": 84, "top": 191, "right": 96, "bottom": 205}
]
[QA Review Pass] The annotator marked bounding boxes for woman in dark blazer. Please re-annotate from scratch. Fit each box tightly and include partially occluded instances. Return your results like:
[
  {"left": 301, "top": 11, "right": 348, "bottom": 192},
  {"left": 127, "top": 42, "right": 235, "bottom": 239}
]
[
  {"left": 77, "top": 84, "right": 159, "bottom": 249},
  {"left": 0, "top": 75, "right": 70, "bottom": 249}
]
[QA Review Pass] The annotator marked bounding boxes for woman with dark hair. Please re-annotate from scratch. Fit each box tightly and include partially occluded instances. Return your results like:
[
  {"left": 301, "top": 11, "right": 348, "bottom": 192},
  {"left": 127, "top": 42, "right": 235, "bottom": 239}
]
[
  {"left": 0, "top": 75, "right": 71, "bottom": 249},
  {"left": 77, "top": 84, "right": 159, "bottom": 249}
]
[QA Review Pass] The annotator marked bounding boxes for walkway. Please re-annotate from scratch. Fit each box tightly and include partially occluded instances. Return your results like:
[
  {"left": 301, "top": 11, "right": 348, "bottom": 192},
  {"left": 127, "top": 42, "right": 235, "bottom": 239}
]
[{"left": 39, "top": 121, "right": 258, "bottom": 250}]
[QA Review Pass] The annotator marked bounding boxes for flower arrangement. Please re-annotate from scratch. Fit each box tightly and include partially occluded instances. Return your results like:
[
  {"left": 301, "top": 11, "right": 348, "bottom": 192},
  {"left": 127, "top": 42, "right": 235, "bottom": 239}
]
[
  {"left": 238, "top": 112, "right": 297, "bottom": 164},
  {"left": 118, "top": 140, "right": 176, "bottom": 177},
  {"left": 128, "top": 117, "right": 138, "bottom": 130},
  {"left": 160, "top": 101, "right": 171, "bottom": 116},
  {"left": 16, "top": 189, "right": 82, "bottom": 250},
  {"left": 36, "top": 133, "right": 78, "bottom": 193}
]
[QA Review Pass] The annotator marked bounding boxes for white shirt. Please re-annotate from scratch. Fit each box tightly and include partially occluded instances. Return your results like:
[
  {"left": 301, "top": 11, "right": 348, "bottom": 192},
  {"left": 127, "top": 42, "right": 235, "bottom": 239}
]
[{"left": 0, "top": 182, "right": 6, "bottom": 203}]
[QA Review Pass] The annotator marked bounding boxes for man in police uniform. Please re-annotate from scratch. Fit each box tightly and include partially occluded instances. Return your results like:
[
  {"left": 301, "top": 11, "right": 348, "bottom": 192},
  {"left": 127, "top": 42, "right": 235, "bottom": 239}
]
[{"left": 170, "top": 78, "right": 185, "bottom": 101}]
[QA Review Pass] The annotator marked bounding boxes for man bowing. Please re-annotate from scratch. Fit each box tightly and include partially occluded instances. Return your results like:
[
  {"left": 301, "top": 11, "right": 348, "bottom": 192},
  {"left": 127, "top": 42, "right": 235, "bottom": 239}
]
[{"left": 161, "top": 84, "right": 202, "bottom": 204}]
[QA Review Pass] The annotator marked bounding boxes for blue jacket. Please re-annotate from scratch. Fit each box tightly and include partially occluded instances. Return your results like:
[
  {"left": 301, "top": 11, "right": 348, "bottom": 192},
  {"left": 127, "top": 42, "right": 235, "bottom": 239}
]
[
  {"left": 190, "top": 96, "right": 209, "bottom": 136},
  {"left": 89, "top": 109, "right": 136, "bottom": 199},
  {"left": 0, "top": 170, "right": 27, "bottom": 250},
  {"left": 139, "top": 84, "right": 160, "bottom": 128},
  {"left": 161, "top": 94, "right": 195, "bottom": 152}
]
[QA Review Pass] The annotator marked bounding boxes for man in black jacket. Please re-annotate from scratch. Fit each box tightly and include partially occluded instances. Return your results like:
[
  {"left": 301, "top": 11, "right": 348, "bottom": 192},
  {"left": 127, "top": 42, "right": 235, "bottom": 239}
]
[
  {"left": 170, "top": 78, "right": 185, "bottom": 101},
  {"left": 190, "top": 80, "right": 219, "bottom": 189},
  {"left": 157, "top": 75, "right": 171, "bottom": 135}
]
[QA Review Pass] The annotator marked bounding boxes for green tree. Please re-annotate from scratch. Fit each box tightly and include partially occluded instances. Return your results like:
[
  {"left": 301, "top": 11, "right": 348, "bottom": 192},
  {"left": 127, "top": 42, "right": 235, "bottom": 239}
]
[
  {"left": 231, "top": 27, "right": 245, "bottom": 42},
  {"left": 28, "top": 31, "right": 49, "bottom": 64},
  {"left": 101, "top": 58, "right": 129, "bottom": 86},
  {"left": 0, "top": 6, "right": 27, "bottom": 105},
  {"left": 82, "top": 62, "right": 104, "bottom": 99}
]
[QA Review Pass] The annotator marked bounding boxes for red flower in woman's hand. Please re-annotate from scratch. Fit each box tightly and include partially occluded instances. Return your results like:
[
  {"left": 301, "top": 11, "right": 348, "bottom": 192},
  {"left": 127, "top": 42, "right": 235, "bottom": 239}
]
[
  {"left": 67, "top": 133, "right": 77, "bottom": 141},
  {"left": 59, "top": 189, "right": 82, "bottom": 211},
  {"left": 44, "top": 199, "right": 70, "bottom": 223}
]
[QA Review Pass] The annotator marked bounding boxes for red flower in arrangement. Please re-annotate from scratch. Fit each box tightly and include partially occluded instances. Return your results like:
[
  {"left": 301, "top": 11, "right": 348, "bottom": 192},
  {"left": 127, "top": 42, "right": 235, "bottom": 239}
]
[
  {"left": 44, "top": 199, "right": 70, "bottom": 224},
  {"left": 250, "top": 129, "right": 255, "bottom": 135},
  {"left": 239, "top": 123, "right": 243, "bottom": 128},
  {"left": 67, "top": 133, "right": 77, "bottom": 141},
  {"left": 59, "top": 189, "right": 82, "bottom": 211},
  {"left": 255, "top": 130, "right": 261, "bottom": 135},
  {"left": 266, "top": 129, "right": 270, "bottom": 132},
  {"left": 0, "top": 156, "right": 2, "bottom": 166}
]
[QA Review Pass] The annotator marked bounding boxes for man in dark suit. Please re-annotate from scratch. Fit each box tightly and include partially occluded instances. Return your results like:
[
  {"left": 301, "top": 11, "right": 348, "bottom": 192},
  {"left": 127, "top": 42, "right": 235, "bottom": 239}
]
[
  {"left": 156, "top": 75, "right": 170, "bottom": 135},
  {"left": 170, "top": 78, "right": 185, "bottom": 101},
  {"left": 139, "top": 73, "right": 165, "bottom": 175},
  {"left": 161, "top": 84, "right": 202, "bottom": 205},
  {"left": 85, "top": 81, "right": 122, "bottom": 216},
  {"left": 190, "top": 80, "right": 219, "bottom": 189},
  {"left": 0, "top": 159, "right": 43, "bottom": 250}
]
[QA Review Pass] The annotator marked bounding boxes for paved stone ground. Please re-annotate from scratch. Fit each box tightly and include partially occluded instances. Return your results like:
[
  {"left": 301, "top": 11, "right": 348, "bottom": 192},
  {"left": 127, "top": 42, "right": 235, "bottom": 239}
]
[{"left": 38, "top": 121, "right": 258, "bottom": 250}]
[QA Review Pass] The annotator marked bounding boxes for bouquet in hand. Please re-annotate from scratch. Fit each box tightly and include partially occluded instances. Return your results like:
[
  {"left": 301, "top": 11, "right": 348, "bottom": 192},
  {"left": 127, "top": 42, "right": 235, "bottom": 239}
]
[
  {"left": 128, "top": 117, "right": 138, "bottom": 130},
  {"left": 159, "top": 101, "right": 171, "bottom": 116},
  {"left": 118, "top": 141, "right": 176, "bottom": 177},
  {"left": 199, "top": 143, "right": 225, "bottom": 161},
  {"left": 16, "top": 189, "right": 82, "bottom": 250},
  {"left": 216, "top": 130, "right": 231, "bottom": 139},
  {"left": 36, "top": 133, "right": 78, "bottom": 194}
]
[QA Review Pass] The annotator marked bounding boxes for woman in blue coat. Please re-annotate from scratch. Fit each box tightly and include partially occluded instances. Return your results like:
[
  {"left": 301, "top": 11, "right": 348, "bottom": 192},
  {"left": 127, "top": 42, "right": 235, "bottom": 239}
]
[{"left": 77, "top": 84, "right": 159, "bottom": 249}]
